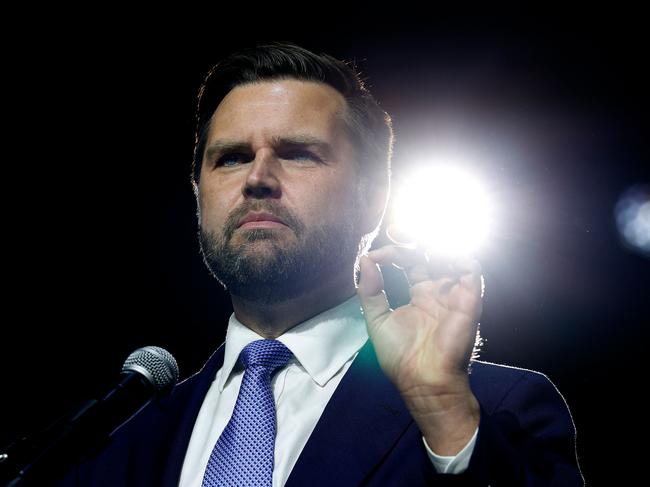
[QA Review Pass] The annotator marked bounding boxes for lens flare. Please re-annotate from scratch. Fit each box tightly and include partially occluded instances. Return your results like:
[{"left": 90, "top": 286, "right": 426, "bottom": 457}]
[
  {"left": 615, "top": 185, "right": 650, "bottom": 257},
  {"left": 390, "top": 165, "right": 493, "bottom": 257}
]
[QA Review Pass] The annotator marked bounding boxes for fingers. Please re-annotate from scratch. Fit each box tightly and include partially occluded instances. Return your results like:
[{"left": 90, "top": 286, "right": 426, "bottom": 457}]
[
  {"left": 367, "top": 245, "right": 482, "bottom": 287},
  {"left": 362, "top": 245, "right": 484, "bottom": 316},
  {"left": 385, "top": 223, "right": 418, "bottom": 246},
  {"left": 367, "top": 246, "right": 430, "bottom": 285},
  {"left": 409, "top": 271, "right": 482, "bottom": 320},
  {"left": 367, "top": 245, "right": 427, "bottom": 269},
  {"left": 357, "top": 255, "right": 392, "bottom": 332},
  {"left": 451, "top": 257, "right": 481, "bottom": 279},
  {"left": 453, "top": 257, "right": 484, "bottom": 300},
  {"left": 357, "top": 254, "right": 386, "bottom": 297}
]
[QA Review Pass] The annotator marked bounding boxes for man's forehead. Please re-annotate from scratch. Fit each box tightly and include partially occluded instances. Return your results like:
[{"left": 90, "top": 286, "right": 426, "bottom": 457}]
[
  {"left": 208, "top": 79, "right": 347, "bottom": 152},
  {"left": 209, "top": 80, "right": 348, "bottom": 132}
]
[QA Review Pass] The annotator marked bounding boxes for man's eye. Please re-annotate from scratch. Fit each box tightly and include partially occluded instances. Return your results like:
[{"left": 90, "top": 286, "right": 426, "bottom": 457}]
[
  {"left": 217, "top": 153, "right": 250, "bottom": 167},
  {"left": 283, "top": 150, "right": 321, "bottom": 162}
]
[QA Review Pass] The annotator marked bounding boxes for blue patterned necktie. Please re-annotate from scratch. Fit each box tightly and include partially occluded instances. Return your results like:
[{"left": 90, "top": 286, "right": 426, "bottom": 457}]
[{"left": 202, "top": 339, "right": 293, "bottom": 487}]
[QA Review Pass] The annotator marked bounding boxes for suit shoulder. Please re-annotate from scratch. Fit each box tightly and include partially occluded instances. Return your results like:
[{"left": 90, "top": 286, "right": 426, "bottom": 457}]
[
  {"left": 468, "top": 360, "right": 561, "bottom": 413},
  {"left": 469, "top": 359, "right": 551, "bottom": 382}
]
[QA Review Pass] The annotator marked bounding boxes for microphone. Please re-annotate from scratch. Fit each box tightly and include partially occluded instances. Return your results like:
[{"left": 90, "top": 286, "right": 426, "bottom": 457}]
[{"left": 1, "top": 346, "right": 179, "bottom": 486}]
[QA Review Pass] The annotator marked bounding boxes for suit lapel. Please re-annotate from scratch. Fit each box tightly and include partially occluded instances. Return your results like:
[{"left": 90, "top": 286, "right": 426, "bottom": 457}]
[
  {"left": 158, "top": 343, "right": 227, "bottom": 487},
  {"left": 286, "top": 339, "right": 414, "bottom": 487}
]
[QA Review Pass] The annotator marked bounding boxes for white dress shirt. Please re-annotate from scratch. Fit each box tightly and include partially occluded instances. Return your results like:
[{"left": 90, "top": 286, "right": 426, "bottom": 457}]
[{"left": 179, "top": 294, "right": 477, "bottom": 486}]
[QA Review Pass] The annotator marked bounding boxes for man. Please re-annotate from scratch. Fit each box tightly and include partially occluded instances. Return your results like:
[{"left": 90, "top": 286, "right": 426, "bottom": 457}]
[{"left": 59, "top": 42, "right": 582, "bottom": 485}]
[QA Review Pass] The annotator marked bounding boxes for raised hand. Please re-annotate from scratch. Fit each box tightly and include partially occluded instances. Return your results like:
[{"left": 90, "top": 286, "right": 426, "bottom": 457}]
[{"left": 357, "top": 244, "right": 483, "bottom": 455}]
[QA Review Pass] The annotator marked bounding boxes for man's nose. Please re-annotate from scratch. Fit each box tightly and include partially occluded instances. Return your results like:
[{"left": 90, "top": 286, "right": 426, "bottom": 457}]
[{"left": 242, "top": 149, "right": 281, "bottom": 198}]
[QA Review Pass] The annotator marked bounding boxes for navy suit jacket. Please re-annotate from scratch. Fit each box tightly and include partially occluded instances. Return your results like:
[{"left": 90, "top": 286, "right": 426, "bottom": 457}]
[{"left": 57, "top": 339, "right": 582, "bottom": 486}]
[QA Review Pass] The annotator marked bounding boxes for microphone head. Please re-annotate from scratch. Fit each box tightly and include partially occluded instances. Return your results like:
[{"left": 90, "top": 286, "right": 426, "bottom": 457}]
[{"left": 121, "top": 346, "right": 179, "bottom": 394}]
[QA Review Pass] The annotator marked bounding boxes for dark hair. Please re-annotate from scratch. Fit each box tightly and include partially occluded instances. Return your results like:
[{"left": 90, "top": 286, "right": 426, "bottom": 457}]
[{"left": 190, "top": 42, "right": 393, "bottom": 194}]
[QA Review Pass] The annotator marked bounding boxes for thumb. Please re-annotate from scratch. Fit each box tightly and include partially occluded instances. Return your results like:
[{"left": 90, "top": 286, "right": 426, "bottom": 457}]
[{"left": 357, "top": 255, "right": 391, "bottom": 332}]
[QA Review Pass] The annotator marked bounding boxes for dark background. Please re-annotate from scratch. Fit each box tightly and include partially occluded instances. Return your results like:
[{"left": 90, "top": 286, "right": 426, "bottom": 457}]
[{"left": 2, "top": 10, "right": 648, "bottom": 485}]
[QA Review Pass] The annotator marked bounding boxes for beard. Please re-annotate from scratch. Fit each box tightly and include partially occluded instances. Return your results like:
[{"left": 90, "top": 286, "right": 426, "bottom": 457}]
[{"left": 199, "top": 199, "right": 362, "bottom": 304}]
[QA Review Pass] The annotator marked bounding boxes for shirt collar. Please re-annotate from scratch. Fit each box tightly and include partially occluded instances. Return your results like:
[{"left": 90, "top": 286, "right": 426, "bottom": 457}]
[{"left": 216, "top": 294, "right": 369, "bottom": 391}]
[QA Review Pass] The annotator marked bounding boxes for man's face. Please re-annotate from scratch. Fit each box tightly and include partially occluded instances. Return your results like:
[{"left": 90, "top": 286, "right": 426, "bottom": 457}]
[{"left": 196, "top": 79, "right": 365, "bottom": 302}]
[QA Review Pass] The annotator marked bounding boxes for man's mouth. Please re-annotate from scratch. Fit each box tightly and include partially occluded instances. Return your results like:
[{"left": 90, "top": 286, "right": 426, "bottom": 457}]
[{"left": 237, "top": 211, "right": 289, "bottom": 229}]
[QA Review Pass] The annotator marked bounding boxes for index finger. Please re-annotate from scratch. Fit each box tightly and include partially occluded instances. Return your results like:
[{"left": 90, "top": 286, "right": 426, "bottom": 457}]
[{"left": 366, "top": 245, "right": 431, "bottom": 285}]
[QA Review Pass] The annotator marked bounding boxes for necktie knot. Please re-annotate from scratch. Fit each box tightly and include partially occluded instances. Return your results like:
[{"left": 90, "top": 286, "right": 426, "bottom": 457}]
[{"left": 240, "top": 339, "right": 293, "bottom": 372}]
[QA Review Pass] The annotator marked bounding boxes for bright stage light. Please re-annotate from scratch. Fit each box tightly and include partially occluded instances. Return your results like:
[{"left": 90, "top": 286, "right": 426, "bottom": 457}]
[
  {"left": 390, "top": 165, "right": 493, "bottom": 257},
  {"left": 615, "top": 185, "right": 650, "bottom": 257}
]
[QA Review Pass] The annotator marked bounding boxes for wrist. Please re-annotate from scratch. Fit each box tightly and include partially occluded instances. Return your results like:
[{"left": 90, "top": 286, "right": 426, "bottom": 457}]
[
  {"left": 399, "top": 373, "right": 473, "bottom": 413},
  {"left": 402, "top": 384, "right": 480, "bottom": 456}
]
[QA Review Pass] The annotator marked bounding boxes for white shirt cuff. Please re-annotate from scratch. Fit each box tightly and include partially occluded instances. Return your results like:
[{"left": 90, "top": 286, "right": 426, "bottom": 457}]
[{"left": 421, "top": 426, "right": 478, "bottom": 474}]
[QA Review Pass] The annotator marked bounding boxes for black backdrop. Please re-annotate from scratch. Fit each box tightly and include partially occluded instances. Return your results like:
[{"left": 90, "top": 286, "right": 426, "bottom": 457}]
[{"left": 2, "top": 10, "right": 648, "bottom": 485}]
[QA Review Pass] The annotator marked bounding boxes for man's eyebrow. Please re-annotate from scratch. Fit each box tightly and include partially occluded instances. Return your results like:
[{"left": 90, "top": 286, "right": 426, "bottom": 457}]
[
  {"left": 204, "top": 140, "right": 250, "bottom": 159},
  {"left": 271, "top": 135, "right": 334, "bottom": 158},
  {"left": 204, "top": 136, "right": 335, "bottom": 159}
]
